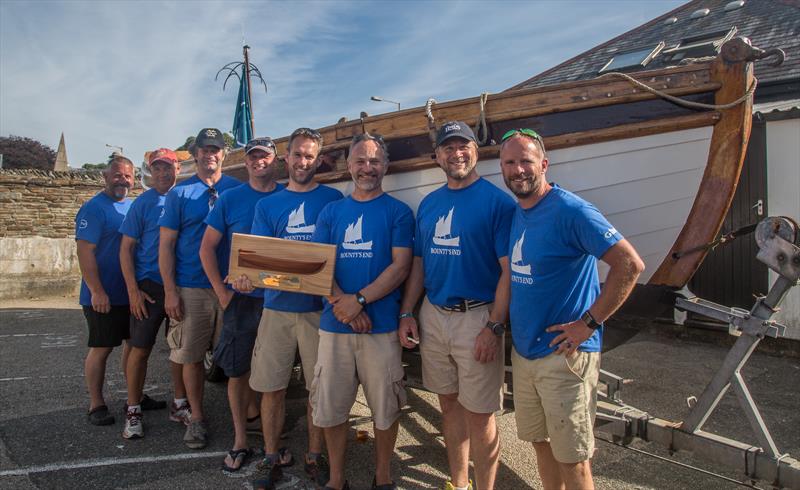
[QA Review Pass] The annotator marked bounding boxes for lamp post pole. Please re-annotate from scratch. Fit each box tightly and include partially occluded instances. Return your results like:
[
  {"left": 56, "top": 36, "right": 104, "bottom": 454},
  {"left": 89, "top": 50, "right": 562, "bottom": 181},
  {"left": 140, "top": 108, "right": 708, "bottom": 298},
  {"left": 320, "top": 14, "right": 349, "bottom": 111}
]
[{"left": 370, "top": 96, "right": 400, "bottom": 111}]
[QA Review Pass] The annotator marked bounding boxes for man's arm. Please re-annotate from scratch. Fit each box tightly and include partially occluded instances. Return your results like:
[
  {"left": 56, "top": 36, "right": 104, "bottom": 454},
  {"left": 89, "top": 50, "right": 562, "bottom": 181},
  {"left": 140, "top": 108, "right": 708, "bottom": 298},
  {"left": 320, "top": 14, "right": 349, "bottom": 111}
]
[
  {"left": 331, "top": 247, "right": 413, "bottom": 330},
  {"left": 473, "top": 256, "right": 510, "bottom": 363},
  {"left": 548, "top": 239, "right": 645, "bottom": 355},
  {"left": 76, "top": 240, "right": 109, "bottom": 313},
  {"left": 120, "top": 235, "right": 152, "bottom": 320},
  {"left": 398, "top": 256, "right": 424, "bottom": 348},
  {"left": 199, "top": 226, "right": 233, "bottom": 310},
  {"left": 158, "top": 227, "right": 183, "bottom": 321}
]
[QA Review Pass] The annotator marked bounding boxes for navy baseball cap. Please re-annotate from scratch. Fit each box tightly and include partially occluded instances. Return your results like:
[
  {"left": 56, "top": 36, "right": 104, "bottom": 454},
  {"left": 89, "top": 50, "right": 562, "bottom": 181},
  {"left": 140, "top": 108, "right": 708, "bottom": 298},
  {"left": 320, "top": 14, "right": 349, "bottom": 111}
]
[
  {"left": 245, "top": 137, "right": 276, "bottom": 154},
  {"left": 435, "top": 121, "right": 476, "bottom": 147},
  {"left": 194, "top": 128, "right": 225, "bottom": 149}
]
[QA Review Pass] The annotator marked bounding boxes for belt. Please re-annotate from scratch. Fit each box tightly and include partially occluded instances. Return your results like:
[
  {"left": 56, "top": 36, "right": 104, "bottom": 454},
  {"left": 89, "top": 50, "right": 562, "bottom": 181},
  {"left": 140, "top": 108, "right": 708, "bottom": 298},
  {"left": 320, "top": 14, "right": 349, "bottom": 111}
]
[{"left": 439, "top": 299, "right": 491, "bottom": 312}]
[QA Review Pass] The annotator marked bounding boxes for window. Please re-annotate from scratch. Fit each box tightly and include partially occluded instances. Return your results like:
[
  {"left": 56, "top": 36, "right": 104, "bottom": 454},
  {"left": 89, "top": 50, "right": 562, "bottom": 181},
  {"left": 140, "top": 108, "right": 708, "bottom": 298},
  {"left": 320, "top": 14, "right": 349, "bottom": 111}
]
[
  {"left": 598, "top": 42, "right": 665, "bottom": 73},
  {"left": 661, "top": 27, "right": 737, "bottom": 62}
]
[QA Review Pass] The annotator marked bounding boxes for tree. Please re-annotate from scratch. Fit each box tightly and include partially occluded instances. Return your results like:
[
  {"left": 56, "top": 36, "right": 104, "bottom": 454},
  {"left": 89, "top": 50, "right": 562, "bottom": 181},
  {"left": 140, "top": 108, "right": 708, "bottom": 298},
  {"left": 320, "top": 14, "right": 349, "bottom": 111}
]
[
  {"left": 0, "top": 135, "right": 56, "bottom": 170},
  {"left": 82, "top": 163, "right": 108, "bottom": 170}
]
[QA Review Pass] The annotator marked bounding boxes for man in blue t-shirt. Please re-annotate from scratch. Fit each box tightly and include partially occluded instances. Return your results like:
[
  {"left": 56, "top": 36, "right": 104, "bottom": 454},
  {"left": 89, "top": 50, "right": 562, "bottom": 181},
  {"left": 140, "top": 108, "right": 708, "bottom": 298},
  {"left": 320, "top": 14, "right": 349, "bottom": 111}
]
[
  {"left": 230, "top": 128, "right": 342, "bottom": 488},
  {"left": 199, "top": 136, "right": 283, "bottom": 472},
  {"left": 311, "top": 133, "right": 414, "bottom": 490},
  {"left": 75, "top": 154, "right": 134, "bottom": 427},
  {"left": 119, "top": 148, "right": 187, "bottom": 440},
  {"left": 158, "top": 128, "right": 240, "bottom": 449},
  {"left": 398, "top": 121, "right": 514, "bottom": 490},
  {"left": 500, "top": 129, "right": 644, "bottom": 490}
]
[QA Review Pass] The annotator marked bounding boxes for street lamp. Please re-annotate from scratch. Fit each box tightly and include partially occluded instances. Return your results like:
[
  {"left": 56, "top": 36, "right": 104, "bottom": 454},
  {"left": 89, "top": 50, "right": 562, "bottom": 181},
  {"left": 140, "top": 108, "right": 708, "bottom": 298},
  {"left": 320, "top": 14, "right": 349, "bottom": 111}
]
[
  {"left": 370, "top": 96, "right": 400, "bottom": 111},
  {"left": 105, "top": 143, "right": 124, "bottom": 155}
]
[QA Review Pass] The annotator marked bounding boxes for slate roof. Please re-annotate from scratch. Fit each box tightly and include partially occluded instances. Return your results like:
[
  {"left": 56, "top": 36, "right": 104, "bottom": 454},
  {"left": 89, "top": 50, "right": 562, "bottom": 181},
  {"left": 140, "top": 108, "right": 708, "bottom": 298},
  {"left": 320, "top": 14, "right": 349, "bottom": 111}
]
[{"left": 511, "top": 0, "right": 800, "bottom": 93}]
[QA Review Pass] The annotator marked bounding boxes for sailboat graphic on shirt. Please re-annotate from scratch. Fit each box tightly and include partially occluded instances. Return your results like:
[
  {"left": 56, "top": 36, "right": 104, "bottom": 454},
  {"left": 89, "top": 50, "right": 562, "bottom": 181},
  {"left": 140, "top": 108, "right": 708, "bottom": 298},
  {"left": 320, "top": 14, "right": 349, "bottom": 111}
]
[
  {"left": 286, "top": 202, "right": 316, "bottom": 234},
  {"left": 511, "top": 231, "right": 531, "bottom": 275},
  {"left": 342, "top": 215, "right": 373, "bottom": 250},
  {"left": 432, "top": 207, "right": 460, "bottom": 247}
]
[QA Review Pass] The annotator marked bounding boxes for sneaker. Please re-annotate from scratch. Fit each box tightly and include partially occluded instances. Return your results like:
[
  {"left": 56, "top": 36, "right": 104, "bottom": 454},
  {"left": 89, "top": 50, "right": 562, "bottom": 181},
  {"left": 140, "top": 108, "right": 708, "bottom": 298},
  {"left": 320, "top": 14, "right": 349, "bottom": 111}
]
[
  {"left": 371, "top": 477, "right": 397, "bottom": 490},
  {"left": 305, "top": 454, "right": 330, "bottom": 487},
  {"left": 183, "top": 419, "right": 208, "bottom": 449},
  {"left": 170, "top": 400, "right": 191, "bottom": 425},
  {"left": 443, "top": 480, "right": 473, "bottom": 490},
  {"left": 252, "top": 457, "right": 285, "bottom": 490},
  {"left": 122, "top": 410, "right": 143, "bottom": 439}
]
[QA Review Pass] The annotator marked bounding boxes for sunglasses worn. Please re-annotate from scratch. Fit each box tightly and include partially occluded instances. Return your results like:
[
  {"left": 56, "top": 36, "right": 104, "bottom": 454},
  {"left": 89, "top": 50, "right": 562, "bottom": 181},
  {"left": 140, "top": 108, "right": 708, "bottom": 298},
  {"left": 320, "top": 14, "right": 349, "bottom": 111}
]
[{"left": 501, "top": 128, "right": 543, "bottom": 144}]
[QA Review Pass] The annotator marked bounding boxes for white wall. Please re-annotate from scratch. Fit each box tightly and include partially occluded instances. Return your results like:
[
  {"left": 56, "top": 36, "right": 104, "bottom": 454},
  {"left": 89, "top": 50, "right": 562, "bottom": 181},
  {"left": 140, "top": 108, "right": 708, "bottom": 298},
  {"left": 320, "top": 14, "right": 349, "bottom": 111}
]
[
  {"left": 766, "top": 118, "right": 800, "bottom": 339},
  {"left": 0, "top": 237, "right": 80, "bottom": 301}
]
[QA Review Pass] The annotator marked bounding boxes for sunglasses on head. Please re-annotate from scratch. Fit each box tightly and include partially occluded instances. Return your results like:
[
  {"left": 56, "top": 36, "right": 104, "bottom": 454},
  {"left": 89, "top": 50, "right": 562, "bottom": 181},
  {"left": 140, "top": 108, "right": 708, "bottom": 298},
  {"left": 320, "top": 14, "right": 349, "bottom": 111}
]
[{"left": 501, "top": 128, "right": 544, "bottom": 144}]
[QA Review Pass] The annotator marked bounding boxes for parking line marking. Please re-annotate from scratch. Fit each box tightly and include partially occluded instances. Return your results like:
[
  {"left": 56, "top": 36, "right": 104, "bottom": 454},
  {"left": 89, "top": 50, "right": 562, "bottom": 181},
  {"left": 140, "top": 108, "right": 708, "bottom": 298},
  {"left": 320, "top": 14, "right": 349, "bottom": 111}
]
[
  {"left": 0, "top": 333, "right": 57, "bottom": 338},
  {"left": 0, "top": 451, "right": 227, "bottom": 476},
  {"left": 0, "top": 374, "right": 85, "bottom": 382}
]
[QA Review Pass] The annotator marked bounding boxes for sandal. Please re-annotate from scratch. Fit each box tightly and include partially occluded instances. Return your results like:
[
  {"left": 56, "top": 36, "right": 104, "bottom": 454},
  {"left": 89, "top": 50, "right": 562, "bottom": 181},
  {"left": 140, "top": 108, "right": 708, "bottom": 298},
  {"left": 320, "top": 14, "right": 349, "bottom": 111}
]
[
  {"left": 222, "top": 447, "right": 252, "bottom": 473},
  {"left": 274, "top": 446, "right": 294, "bottom": 467},
  {"left": 87, "top": 405, "right": 115, "bottom": 426}
]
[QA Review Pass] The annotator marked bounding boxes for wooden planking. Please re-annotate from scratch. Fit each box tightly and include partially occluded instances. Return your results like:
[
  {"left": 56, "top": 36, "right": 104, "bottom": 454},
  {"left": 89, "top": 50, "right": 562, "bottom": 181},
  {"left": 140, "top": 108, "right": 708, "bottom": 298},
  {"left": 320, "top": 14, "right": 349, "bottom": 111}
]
[{"left": 228, "top": 233, "right": 337, "bottom": 296}]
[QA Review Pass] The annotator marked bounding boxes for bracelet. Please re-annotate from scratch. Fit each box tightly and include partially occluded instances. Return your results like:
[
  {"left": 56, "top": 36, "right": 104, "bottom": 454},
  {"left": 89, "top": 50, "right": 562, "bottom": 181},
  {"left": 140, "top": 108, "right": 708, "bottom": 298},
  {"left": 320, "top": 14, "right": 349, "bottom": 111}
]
[{"left": 398, "top": 312, "right": 415, "bottom": 319}]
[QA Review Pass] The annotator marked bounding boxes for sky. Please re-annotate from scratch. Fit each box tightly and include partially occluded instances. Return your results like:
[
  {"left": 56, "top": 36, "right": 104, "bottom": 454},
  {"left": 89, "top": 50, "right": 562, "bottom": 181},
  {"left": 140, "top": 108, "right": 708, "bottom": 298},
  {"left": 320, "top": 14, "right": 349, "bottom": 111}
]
[{"left": 0, "top": 0, "right": 684, "bottom": 168}]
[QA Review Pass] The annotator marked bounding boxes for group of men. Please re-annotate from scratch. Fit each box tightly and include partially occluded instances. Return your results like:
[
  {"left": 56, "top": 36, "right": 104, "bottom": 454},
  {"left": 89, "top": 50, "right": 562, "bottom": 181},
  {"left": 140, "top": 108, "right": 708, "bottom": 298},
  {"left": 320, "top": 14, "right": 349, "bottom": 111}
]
[{"left": 75, "top": 121, "right": 643, "bottom": 490}]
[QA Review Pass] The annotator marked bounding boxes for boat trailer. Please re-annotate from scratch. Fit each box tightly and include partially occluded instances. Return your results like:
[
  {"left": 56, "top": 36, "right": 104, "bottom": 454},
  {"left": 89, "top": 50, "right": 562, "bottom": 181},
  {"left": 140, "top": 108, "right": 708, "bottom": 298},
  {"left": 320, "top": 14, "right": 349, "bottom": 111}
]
[{"left": 596, "top": 216, "right": 800, "bottom": 488}]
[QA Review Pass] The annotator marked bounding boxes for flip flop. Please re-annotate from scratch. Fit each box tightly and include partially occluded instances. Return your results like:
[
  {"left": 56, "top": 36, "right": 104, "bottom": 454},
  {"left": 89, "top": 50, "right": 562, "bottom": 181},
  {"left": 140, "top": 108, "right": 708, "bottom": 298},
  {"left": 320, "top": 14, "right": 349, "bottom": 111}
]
[
  {"left": 222, "top": 447, "right": 252, "bottom": 473},
  {"left": 87, "top": 405, "right": 115, "bottom": 426}
]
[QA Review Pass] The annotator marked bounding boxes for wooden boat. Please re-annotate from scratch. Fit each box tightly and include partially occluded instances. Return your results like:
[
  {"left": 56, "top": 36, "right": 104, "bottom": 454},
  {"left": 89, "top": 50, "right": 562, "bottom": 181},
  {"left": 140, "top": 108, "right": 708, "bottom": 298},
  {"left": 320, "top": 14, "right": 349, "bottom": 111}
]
[
  {"left": 148, "top": 37, "right": 767, "bottom": 319},
  {"left": 237, "top": 251, "right": 327, "bottom": 275}
]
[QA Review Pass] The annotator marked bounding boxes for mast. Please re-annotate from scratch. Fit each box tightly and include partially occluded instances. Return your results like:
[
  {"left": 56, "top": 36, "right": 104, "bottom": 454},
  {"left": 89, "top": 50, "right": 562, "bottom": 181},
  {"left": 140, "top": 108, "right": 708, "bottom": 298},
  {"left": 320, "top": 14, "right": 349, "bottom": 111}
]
[{"left": 243, "top": 44, "right": 255, "bottom": 137}]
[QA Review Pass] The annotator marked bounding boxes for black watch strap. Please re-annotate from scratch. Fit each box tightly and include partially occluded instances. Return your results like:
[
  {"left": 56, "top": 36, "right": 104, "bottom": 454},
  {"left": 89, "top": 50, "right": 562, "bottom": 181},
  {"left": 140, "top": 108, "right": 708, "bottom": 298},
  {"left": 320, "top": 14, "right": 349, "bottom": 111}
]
[
  {"left": 355, "top": 292, "right": 368, "bottom": 306},
  {"left": 581, "top": 310, "right": 600, "bottom": 330},
  {"left": 485, "top": 321, "right": 505, "bottom": 336}
]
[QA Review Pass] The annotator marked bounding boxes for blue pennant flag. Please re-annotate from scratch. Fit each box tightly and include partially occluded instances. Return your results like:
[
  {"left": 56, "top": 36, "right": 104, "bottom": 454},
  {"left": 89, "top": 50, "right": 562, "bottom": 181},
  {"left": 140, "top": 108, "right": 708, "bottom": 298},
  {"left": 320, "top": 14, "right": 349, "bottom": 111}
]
[{"left": 232, "top": 67, "right": 252, "bottom": 148}]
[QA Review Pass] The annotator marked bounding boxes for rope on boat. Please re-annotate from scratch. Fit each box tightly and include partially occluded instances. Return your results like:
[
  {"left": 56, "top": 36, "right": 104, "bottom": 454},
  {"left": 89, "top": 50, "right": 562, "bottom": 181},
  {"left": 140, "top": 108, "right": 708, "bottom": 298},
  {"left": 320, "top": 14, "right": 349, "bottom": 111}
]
[
  {"left": 425, "top": 98, "right": 438, "bottom": 146},
  {"left": 598, "top": 71, "right": 757, "bottom": 110},
  {"left": 671, "top": 222, "right": 759, "bottom": 259},
  {"left": 473, "top": 92, "right": 490, "bottom": 145}
]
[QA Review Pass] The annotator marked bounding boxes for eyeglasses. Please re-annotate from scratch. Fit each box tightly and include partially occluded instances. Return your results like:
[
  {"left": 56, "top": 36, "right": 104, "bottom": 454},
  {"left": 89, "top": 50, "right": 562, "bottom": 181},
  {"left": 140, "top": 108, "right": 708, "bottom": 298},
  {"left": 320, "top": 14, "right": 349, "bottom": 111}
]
[
  {"left": 208, "top": 187, "right": 218, "bottom": 209},
  {"left": 501, "top": 128, "right": 544, "bottom": 145}
]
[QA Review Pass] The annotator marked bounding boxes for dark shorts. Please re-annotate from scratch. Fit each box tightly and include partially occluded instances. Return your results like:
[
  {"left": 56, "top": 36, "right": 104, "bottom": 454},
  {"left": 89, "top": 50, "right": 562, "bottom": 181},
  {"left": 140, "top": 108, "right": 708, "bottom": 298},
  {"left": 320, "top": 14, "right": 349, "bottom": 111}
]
[
  {"left": 129, "top": 279, "right": 169, "bottom": 348},
  {"left": 83, "top": 305, "right": 130, "bottom": 348},
  {"left": 213, "top": 293, "right": 263, "bottom": 378}
]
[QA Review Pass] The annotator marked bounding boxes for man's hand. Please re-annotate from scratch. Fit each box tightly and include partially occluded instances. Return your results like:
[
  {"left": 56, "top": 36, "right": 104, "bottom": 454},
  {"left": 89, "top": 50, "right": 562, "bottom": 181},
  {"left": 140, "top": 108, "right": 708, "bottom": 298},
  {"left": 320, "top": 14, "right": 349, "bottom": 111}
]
[
  {"left": 230, "top": 274, "right": 255, "bottom": 294},
  {"left": 473, "top": 327, "right": 500, "bottom": 363},
  {"left": 129, "top": 289, "right": 154, "bottom": 321},
  {"left": 547, "top": 320, "right": 594, "bottom": 356},
  {"left": 164, "top": 289, "right": 184, "bottom": 322},
  {"left": 91, "top": 288, "right": 111, "bottom": 314},
  {"left": 349, "top": 311, "right": 372, "bottom": 333},
  {"left": 331, "top": 294, "right": 363, "bottom": 324},
  {"left": 398, "top": 317, "right": 419, "bottom": 349}
]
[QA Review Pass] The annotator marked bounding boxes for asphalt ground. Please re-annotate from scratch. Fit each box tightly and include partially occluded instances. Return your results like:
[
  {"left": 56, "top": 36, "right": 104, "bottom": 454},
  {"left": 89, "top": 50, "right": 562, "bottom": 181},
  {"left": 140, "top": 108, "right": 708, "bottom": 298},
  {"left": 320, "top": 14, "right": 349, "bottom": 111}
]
[{"left": 0, "top": 296, "right": 798, "bottom": 490}]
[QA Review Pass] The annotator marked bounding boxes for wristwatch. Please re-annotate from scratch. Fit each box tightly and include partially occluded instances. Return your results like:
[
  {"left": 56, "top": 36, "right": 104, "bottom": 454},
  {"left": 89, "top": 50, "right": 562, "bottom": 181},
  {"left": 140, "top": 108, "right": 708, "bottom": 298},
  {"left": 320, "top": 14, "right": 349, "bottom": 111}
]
[
  {"left": 355, "top": 291, "right": 368, "bottom": 307},
  {"left": 398, "top": 312, "right": 415, "bottom": 319},
  {"left": 485, "top": 321, "right": 506, "bottom": 336},
  {"left": 580, "top": 310, "right": 601, "bottom": 330}
]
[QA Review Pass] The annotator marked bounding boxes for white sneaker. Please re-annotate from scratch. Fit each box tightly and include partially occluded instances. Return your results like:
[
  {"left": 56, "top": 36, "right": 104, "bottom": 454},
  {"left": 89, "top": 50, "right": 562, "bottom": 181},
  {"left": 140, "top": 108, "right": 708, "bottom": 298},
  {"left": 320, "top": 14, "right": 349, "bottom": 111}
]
[
  {"left": 169, "top": 401, "right": 191, "bottom": 426},
  {"left": 122, "top": 411, "right": 143, "bottom": 439}
]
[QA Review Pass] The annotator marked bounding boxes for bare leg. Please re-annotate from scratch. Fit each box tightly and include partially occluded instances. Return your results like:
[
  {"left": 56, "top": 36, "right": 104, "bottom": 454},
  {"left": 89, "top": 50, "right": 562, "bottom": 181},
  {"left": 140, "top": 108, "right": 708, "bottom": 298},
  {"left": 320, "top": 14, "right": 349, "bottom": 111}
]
[
  {"left": 126, "top": 346, "right": 153, "bottom": 406},
  {"left": 438, "top": 393, "right": 470, "bottom": 487},
  {"left": 374, "top": 420, "right": 399, "bottom": 486},
  {"left": 323, "top": 423, "right": 348, "bottom": 489},
  {"left": 121, "top": 341, "right": 130, "bottom": 382},
  {"left": 170, "top": 361, "right": 186, "bottom": 399},
  {"left": 468, "top": 411, "right": 499, "bottom": 490},
  {"left": 307, "top": 400, "right": 324, "bottom": 454},
  {"left": 559, "top": 460, "right": 594, "bottom": 490},
  {"left": 260, "top": 389, "right": 286, "bottom": 454},
  {"left": 227, "top": 373, "right": 253, "bottom": 450},
  {"left": 183, "top": 362, "right": 205, "bottom": 421},
  {"left": 533, "top": 442, "right": 565, "bottom": 490},
  {"left": 85, "top": 347, "right": 113, "bottom": 410}
]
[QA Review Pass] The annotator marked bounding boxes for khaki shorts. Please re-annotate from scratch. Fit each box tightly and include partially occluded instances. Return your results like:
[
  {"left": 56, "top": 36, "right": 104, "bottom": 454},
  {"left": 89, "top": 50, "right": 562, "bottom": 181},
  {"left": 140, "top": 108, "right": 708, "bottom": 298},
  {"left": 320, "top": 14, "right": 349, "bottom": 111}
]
[
  {"left": 512, "top": 348, "right": 600, "bottom": 463},
  {"left": 167, "top": 287, "right": 223, "bottom": 364},
  {"left": 419, "top": 297, "right": 504, "bottom": 413},
  {"left": 311, "top": 331, "right": 406, "bottom": 431},
  {"left": 250, "top": 309, "right": 321, "bottom": 392}
]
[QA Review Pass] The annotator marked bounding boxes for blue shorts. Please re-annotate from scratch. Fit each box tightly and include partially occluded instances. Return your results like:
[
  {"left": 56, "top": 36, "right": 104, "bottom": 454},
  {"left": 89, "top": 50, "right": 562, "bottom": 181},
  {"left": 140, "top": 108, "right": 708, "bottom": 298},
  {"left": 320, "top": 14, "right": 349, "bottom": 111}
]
[{"left": 213, "top": 293, "right": 263, "bottom": 378}]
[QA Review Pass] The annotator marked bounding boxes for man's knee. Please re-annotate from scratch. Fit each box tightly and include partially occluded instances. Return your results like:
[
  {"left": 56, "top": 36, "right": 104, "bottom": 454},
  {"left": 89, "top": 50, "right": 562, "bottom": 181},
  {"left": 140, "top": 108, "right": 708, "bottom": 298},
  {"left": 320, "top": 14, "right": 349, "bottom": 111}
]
[
  {"left": 438, "top": 392, "right": 460, "bottom": 414},
  {"left": 128, "top": 346, "right": 152, "bottom": 361}
]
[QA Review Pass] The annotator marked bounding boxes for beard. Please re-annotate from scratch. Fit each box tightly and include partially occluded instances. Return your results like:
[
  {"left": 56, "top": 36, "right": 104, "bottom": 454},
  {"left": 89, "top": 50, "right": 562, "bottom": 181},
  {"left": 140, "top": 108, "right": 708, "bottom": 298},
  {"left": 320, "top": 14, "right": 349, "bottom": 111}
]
[
  {"left": 352, "top": 172, "right": 381, "bottom": 192},
  {"left": 289, "top": 166, "right": 315, "bottom": 185},
  {"left": 443, "top": 158, "right": 477, "bottom": 180},
  {"left": 504, "top": 171, "right": 540, "bottom": 198},
  {"left": 109, "top": 184, "right": 130, "bottom": 199}
]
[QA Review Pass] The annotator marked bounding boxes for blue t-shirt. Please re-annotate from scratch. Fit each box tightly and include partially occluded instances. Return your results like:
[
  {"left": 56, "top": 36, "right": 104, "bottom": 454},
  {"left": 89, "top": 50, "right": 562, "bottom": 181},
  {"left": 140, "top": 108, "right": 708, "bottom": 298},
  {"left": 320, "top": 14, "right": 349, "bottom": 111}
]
[
  {"left": 118, "top": 188, "right": 166, "bottom": 284},
  {"left": 509, "top": 185, "right": 622, "bottom": 359},
  {"left": 313, "top": 193, "right": 414, "bottom": 334},
  {"left": 252, "top": 185, "right": 344, "bottom": 312},
  {"left": 75, "top": 192, "right": 132, "bottom": 306},
  {"left": 414, "top": 177, "right": 515, "bottom": 306},
  {"left": 204, "top": 182, "right": 285, "bottom": 298},
  {"left": 158, "top": 174, "right": 240, "bottom": 288}
]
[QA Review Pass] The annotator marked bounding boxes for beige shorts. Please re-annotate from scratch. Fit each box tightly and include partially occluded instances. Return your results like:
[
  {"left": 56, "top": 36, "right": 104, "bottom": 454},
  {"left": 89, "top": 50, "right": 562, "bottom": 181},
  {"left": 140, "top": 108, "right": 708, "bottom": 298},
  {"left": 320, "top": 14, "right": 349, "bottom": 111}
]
[
  {"left": 249, "top": 309, "right": 321, "bottom": 392},
  {"left": 311, "top": 331, "right": 406, "bottom": 431},
  {"left": 419, "top": 297, "right": 504, "bottom": 413},
  {"left": 512, "top": 348, "right": 600, "bottom": 463},
  {"left": 167, "top": 287, "right": 223, "bottom": 364}
]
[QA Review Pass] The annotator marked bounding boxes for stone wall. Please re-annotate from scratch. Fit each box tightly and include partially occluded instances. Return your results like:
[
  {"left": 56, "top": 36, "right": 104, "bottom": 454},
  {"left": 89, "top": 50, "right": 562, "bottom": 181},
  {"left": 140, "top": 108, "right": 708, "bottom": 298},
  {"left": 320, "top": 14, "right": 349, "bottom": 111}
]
[{"left": 0, "top": 169, "right": 140, "bottom": 300}]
